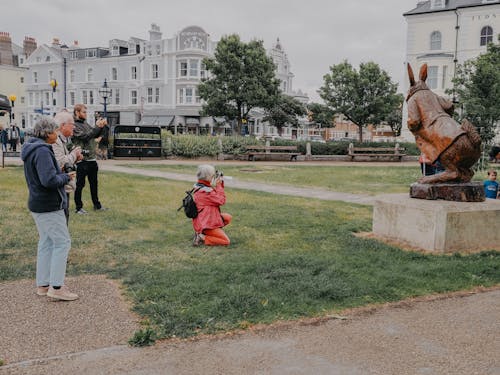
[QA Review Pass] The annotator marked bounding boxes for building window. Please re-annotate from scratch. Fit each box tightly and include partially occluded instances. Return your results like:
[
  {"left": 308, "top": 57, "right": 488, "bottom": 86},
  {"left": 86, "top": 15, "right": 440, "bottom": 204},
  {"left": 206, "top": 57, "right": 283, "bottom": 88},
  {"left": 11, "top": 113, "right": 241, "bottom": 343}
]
[
  {"left": 180, "top": 61, "right": 188, "bottom": 77},
  {"left": 69, "top": 69, "right": 75, "bottom": 82},
  {"left": 115, "top": 89, "right": 120, "bottom": 105},
  {"left": 112, "top": 45, "right": 119, "bottom": 56},
  {"left": 48, "top": 70, "right": 54, "bottom": 81},
  {"left": 89, "top": 90, "right": 94, "bottom": 105},
  {"left": 29, "top": 92, "right": 33, "bottom": 106},
  {"left": 441, "top": 65, "right": 447, "bottom": 89},
  {"left": 131, "top": 66, "right": 137, "bottom": 80},
  {"left": 70, "top": 51, "right": 78, "bottom": 59},
  {"left": 131, "top": 90, "right": 137, "bottom": 105},
  {"left": 45, "top": 56, "right": 51, "bottom": 62},
  {"left": 152, "top": 64, "right": 159, "bottom": 79},
  {"left": 45, "top": 92, "right": 50, "bottom": 106},
  {"left": 87, "top": 68, "right": 93, "bottom": 82},
  {"left": 36, "top": 57, "right": 41, "bottom": 63},
  {"left": 111, "top": 67, "right": 117, "bottom": 80},
  {"left": 480, "top": 26, "right": 493, "bottom": 46},
  {"left": 20, "top": 96, "right": 25, "bottom": 104},
  {"left": 147, "top": 87, "right": 153, "bottom": 103},
  {"left": 35, "top": 92, "right": 40, "bottom": 106},
  {"left": 430, "top": 31, "right": 441, "bottom": 50},
  {"left": 69, "top": 91, "right": 75, "bottom": 106},
  {"left": 155, "top": 87, "right": 160, "bottom": 103},
  {"left": 427, "top": 66, "right": 438, "bottom": 89},
  {"left": 156, "top": 44, "right": 161, "bottom": 55},
  {"left": 82, "top": 90, "right": 88, "bottom": 105},
  {"left": 20, "top": 76, "right": 24, "bottom": 83},
  {"left": 178, "top": 88, "right": 184, "bottom": 104},
  {"left": 33, "top": 71, "right": 38, "bottom": 83},
  {"left": 190, "top": 60, "right": 198, "bottom": 77},
  {"left": 85, "top": 49, "right": 96, "bottom": 58},
  {"left": 185, "top": 88, "right": 193, "bottom": 103},
  {"left": 200, "top": 62, "right": 206, "bottom": 79}
]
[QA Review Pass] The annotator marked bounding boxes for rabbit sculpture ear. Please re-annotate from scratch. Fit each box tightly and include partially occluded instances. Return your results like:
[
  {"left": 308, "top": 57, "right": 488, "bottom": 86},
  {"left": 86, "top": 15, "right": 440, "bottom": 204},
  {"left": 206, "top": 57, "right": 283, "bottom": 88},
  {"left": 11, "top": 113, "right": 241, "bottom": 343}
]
[
  {"left": 407, "top": 63, "right": 415, "bottom": 87},
  {"left": 419, "top": 64, "right": 428, "bottom": 82}
]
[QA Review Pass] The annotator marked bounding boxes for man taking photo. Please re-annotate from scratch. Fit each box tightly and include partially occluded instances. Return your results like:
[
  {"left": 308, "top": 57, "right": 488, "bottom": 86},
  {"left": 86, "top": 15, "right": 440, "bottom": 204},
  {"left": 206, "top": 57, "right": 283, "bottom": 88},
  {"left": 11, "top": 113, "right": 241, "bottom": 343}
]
[{"left": 72, "top": 104, "right": 108, "bottom": 214}]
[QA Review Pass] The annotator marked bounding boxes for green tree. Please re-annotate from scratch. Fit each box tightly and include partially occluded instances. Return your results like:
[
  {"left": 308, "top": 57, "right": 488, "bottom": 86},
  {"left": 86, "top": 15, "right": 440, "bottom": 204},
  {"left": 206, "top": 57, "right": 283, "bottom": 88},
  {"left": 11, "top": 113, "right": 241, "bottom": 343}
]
[
  {"left": 263, "top": 94, "right": 307, "bottom": 135},
  {"left": 198, "top": 34, "right": 280, "bottom": 134},
  {"left": 319, "top": 61, "right": 399, "bottom": 142},
  {"left": 384, "top": 93, "right": 405, "bottom": 137},
  {"left": 448, "top": 37, "right": 500, "bottom": 144},
  {"left": 306, "top": 102, "right": 335, "bottom": 127}
]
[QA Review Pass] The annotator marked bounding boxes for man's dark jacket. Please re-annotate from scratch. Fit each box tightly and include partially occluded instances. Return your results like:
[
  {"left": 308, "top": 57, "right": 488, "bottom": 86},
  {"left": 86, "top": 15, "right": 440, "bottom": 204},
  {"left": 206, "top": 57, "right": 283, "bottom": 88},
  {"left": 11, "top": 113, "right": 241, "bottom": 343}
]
[
  {"left": 72, "top": 117, "right": 103, "bottom": 161},
  {"left": 21, "top": 138, "right": 69, "bottom": 212}
]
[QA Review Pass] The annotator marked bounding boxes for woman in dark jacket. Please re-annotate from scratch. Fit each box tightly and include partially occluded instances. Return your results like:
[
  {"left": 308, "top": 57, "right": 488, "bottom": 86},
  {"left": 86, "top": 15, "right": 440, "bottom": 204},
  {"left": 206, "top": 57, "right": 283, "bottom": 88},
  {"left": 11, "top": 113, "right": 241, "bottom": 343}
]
[{"left": 21, "top": 117, "right": 78, "bottom": 301}]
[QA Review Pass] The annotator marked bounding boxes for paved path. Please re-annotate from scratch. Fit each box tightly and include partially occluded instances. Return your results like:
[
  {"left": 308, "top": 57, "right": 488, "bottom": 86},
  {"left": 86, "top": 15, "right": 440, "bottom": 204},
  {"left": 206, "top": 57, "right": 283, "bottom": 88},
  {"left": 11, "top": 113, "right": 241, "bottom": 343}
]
[
  {"left": 100, "top": 164, "right": 377, "bottom": 205},
  {"left": 2, "top": 288, "right": 499, "bottom": 375}
]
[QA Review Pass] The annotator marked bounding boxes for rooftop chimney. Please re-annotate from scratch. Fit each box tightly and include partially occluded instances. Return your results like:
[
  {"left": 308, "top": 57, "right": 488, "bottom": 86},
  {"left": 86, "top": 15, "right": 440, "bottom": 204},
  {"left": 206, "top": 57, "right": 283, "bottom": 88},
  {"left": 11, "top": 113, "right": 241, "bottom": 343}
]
[
  {"left": 23, "top": 36, "right": 37, "bottom": 57},
  {"left": 0, "top": 32, "right": 14, "bottom": 65},
  {"left": 52, "top": 37, "right": 60, "bottom": 47}
]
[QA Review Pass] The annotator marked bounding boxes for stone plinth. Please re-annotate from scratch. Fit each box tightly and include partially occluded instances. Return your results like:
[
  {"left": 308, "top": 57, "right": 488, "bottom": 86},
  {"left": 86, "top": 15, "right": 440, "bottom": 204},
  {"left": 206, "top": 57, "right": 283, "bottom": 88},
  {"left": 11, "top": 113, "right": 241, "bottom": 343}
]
[
  {"left": 373, "top": 194, "right": 500, "bottom": 253},
  {"left": 410, "top": 182, "right": 485, "bottom": 202}
]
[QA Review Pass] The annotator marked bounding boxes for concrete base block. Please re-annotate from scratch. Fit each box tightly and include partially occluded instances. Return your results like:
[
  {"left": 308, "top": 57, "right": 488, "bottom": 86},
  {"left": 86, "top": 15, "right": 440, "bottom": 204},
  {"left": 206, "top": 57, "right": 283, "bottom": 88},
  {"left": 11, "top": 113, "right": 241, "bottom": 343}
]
[{"left": 373, "top": 194, "right": 500, "bottom": 253}]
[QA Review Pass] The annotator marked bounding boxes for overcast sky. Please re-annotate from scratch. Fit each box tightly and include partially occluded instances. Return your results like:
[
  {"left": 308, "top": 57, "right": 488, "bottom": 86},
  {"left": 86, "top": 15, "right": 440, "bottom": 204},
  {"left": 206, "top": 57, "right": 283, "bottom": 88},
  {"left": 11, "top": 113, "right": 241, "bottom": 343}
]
[{"left": 4, "top": 0, "right": 418, "bottom": 101}]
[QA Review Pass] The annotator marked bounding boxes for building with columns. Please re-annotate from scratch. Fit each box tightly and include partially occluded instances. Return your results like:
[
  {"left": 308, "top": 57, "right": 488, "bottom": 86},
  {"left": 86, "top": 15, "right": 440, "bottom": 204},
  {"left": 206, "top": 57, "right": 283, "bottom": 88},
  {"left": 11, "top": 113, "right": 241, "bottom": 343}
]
[
  {"left": 21, "top": 25, "right": 308, "bottom": 138},
  {"left": 401, "top": 0, "right": 500, "bottom": 141}
]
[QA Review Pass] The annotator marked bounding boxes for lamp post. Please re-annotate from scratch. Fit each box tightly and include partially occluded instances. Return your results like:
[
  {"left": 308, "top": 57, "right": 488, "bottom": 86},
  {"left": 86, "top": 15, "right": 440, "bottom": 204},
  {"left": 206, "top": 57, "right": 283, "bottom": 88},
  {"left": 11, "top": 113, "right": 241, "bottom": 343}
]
[
  {"left": 98, "top": 79, "right": 112, "bottom": 118},
  {"left": 8, "top": 94, "right": 16, "bottom": 124},
  {"left": 50, "top": 79, "right": 57, "bottom": 116}
]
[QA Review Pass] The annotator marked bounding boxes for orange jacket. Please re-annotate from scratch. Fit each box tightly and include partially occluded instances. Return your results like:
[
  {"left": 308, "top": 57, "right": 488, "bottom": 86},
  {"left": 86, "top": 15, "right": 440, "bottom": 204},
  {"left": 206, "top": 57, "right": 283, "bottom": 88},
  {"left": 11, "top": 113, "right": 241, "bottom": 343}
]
[{"left": 192, "top": 180, "right": 226, "bottom": 233}]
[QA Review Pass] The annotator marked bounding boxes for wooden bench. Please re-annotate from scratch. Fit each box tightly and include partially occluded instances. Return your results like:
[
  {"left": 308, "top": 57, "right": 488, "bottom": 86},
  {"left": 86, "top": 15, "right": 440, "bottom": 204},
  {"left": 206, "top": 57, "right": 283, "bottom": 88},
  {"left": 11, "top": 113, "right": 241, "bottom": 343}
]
[
  {"left": 245, "top": 145, "right": 300, "bottom": 161},
  {"left": 348, "top": 143, "right": 406, "bottom": 161}
]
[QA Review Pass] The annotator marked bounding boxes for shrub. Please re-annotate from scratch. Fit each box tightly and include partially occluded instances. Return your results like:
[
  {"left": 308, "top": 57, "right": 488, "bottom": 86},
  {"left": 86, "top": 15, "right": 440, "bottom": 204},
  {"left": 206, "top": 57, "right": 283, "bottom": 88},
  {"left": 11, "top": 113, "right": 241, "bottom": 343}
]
[{"left": 128, "top": 327, "right": 157, "bottom": 347}]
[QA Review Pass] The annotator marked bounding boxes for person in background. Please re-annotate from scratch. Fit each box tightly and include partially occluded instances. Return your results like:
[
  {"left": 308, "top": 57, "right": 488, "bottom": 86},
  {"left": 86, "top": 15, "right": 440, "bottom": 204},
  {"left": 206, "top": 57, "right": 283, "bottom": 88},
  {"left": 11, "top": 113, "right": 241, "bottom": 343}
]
[
  {"left": 484, "top": 169, "right": 499, "bottom": 199},
  {"left": 0, "top": 126, "right": 7, "bottom": 152},
  {"left": 7, "top": 123, "right": 20, "bottom": 151},
  {"left": 53, "top": 110, "right": 83, "bottom": 222},
  {"left": 72, "top": 104, "right": 108, "bottom": 214},
  {"left": 20, "top": 116, "right": 78, "bottom": 301},
  {"left": 192, "top": 164, "right": 232, "bottom": 246}
]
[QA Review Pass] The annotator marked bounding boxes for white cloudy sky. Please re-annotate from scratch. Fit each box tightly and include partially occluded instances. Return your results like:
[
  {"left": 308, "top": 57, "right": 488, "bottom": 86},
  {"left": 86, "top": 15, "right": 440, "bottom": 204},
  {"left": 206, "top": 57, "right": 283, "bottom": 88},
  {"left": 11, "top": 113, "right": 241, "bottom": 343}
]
[{"left": 5, "top": 0, "right": 418, "bottom": 101}]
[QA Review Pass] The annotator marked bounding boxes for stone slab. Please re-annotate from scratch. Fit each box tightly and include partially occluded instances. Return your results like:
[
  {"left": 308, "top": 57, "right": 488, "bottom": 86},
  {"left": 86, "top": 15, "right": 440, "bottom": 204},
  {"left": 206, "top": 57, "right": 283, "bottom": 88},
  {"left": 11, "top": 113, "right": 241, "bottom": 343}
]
[
  {"left": 410, "top": 182, "right": 485, "bottom": 202},
  {"left": 373, "top": 193, "right": 500, "bottom": 253}
]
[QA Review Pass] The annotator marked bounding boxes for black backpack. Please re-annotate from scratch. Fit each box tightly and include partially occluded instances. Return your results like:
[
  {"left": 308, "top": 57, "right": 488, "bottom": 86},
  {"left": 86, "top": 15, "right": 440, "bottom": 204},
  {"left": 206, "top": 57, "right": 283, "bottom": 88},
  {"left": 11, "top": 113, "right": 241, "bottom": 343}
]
[{"left": 178, "top": 187, "right": 201, "bottom": 218}]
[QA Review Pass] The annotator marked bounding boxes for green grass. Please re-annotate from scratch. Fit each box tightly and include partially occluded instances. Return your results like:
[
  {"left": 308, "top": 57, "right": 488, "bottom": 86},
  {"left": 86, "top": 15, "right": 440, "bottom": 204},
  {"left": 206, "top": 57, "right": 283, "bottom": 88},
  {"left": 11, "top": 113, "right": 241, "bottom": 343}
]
[
  {"left": 1, "top": 166, "right": 499, "bottom": 341},
  {"left": 127, "top": 164, "right": 489, "bottom": 195}
]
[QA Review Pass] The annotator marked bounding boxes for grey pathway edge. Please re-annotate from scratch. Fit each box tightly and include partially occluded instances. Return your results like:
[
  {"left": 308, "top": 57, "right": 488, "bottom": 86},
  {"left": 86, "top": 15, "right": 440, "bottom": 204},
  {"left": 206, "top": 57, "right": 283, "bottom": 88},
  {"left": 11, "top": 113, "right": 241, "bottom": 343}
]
[
  {"left": 100, "top": 164, "right": 377, "bottom": 205},
  {"left": 2, "top": 289, "right": 499, "bottom": 375}
]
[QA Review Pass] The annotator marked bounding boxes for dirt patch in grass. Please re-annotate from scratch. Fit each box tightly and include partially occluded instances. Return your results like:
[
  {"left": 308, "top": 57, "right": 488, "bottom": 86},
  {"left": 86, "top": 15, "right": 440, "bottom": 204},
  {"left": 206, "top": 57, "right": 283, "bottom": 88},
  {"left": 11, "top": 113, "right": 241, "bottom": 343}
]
[{"left": 0, "top": 275, "right": 140, "bottom": 365}]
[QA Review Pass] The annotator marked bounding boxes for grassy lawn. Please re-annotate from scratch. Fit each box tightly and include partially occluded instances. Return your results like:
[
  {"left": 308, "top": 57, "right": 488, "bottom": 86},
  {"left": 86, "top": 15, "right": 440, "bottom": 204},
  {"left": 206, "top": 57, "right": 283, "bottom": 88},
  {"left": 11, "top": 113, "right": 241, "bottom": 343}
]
[
  {"left": 126, "top": 164, "right": 486, "bottom": 195},
  {"left": 1, "top": 166, "right": 499, "bottom": 341}
]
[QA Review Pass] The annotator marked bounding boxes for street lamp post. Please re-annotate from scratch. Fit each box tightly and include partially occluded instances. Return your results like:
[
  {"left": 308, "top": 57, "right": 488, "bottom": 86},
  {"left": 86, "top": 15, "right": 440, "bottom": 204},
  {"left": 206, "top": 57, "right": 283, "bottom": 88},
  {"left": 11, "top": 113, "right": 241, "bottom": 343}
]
[
  {"left": 8, "top": 94, "right": 16, "bottom": 123},
  {"left": 50, "top": 79, "right": 58, "bottom": 116},
  {"left": 98, "top": 79, "right": 112, "bottom": 118}
]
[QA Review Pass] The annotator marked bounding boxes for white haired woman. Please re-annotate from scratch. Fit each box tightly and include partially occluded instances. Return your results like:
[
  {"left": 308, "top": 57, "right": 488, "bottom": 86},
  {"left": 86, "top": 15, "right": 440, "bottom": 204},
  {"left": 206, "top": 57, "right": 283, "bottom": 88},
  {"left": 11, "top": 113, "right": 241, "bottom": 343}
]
[
  {"left": 21, "top": 116, "right": 78, "bottom": 301},
  {"left": 192, "top": 164, "right": 232, "bottom": 246}
]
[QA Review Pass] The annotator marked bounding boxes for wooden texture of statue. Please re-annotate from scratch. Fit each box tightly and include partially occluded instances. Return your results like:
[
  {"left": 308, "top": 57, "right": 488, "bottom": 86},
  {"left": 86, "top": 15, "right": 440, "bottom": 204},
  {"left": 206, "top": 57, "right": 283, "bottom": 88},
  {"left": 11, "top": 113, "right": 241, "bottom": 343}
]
[{"left": 406, "top": 63, "right": 482, "bottom": 184}]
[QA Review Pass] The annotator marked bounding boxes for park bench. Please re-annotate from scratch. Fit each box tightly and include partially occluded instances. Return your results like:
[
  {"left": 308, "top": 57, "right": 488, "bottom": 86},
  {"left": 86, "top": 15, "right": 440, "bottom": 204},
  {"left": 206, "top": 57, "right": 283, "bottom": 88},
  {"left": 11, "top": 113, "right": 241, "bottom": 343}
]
[
  {"left": 348, "top": 143, "right": 406, "bottom": 161},
  {"left": 244, "top": 145, "right": 300, "bottom": 161}
]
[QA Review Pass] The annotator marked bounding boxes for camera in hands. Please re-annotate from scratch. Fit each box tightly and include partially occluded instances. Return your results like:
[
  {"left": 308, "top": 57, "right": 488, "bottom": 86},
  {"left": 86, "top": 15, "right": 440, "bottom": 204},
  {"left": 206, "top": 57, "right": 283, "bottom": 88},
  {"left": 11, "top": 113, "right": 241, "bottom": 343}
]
[{"left": 63, "top": 163, "right": 76, "bottom": 173}]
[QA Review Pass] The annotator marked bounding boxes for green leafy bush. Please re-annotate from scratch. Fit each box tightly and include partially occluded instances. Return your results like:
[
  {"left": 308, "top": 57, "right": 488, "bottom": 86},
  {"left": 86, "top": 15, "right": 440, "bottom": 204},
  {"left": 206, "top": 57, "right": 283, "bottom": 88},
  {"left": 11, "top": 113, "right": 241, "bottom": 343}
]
[{"left": 128, "top": 327, "right": 157, "bottom": 347}]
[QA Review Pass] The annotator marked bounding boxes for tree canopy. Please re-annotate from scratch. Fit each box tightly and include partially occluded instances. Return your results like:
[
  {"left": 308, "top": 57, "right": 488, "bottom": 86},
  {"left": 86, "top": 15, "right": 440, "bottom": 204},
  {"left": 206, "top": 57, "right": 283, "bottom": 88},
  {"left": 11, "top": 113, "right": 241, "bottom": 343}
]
[
  {"left": 198, "top": 34, "right": 280, "bottom": 134},
  {"left": 306, "top": 102, "right": 335, "bottom": 128},
  {"left": 263, "top": 94, "right": 307, "bottom": 135},
  {"left": 448, "top": 37, "right": 500, "bottom": 144},
  {"left": 318, "top": 61, "right": 400, "bottom": 142},
  {"left": 385, "top": 93, "right": 405, "bottom": 137}
]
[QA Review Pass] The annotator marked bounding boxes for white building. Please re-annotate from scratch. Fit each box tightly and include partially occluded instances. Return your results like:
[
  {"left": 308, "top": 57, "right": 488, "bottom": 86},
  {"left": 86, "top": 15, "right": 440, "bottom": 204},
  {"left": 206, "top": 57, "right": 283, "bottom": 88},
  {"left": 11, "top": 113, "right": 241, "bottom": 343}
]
[
  {"left": 401, "top": 0, "right": 500, "bottom": 141},
  {"left": 22, "top": 25, "right": 308, "bottom": 137}
]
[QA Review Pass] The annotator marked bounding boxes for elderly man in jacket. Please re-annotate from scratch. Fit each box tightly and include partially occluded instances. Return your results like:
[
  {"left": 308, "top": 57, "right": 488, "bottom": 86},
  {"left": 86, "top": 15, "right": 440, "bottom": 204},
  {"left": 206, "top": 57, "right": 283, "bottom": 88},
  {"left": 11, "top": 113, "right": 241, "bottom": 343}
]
[
  {"left": 53, "top": 110, "right": 82, "bottom": 222},
  {"left": 72, "top": 104, "right": 108, "bottom": 214}
]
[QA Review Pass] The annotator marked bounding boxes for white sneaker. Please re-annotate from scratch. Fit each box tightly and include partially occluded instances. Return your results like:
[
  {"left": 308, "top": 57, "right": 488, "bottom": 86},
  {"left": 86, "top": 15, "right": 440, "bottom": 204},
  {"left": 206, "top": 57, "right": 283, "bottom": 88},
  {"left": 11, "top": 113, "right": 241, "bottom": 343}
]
[{"left": 47, "top": 285, "right": 79, "bottom": 301}]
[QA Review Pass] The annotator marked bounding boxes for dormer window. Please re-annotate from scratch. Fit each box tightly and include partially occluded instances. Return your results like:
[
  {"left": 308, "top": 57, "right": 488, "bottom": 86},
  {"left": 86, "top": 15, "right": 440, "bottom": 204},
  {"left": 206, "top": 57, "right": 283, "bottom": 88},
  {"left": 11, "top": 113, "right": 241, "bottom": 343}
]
[
  {"left": 112, "top": 45, "right": 119, "bottom": 56},
  {"left": 430, "top": 0, "right": 445, "bottom": 9},
  {"left": 85, "top": 49, "right": 96, "bottom": 58},
  {"left": 70, "top": 51, "right": 78, "bottom": 59},
  {"left": 45, "top": 56, "right": 50, "bottom": 62},
  {"left": 430, "top": 31, "right": 442, "bottom": 50}
]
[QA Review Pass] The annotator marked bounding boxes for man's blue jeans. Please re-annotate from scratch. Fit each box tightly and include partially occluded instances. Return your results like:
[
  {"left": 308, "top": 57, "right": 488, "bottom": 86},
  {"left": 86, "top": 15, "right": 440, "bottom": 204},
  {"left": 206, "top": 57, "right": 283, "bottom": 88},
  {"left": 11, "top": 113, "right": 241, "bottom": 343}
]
[{"left": 31, "top": 210, "right": 71, "bottom": 287}]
